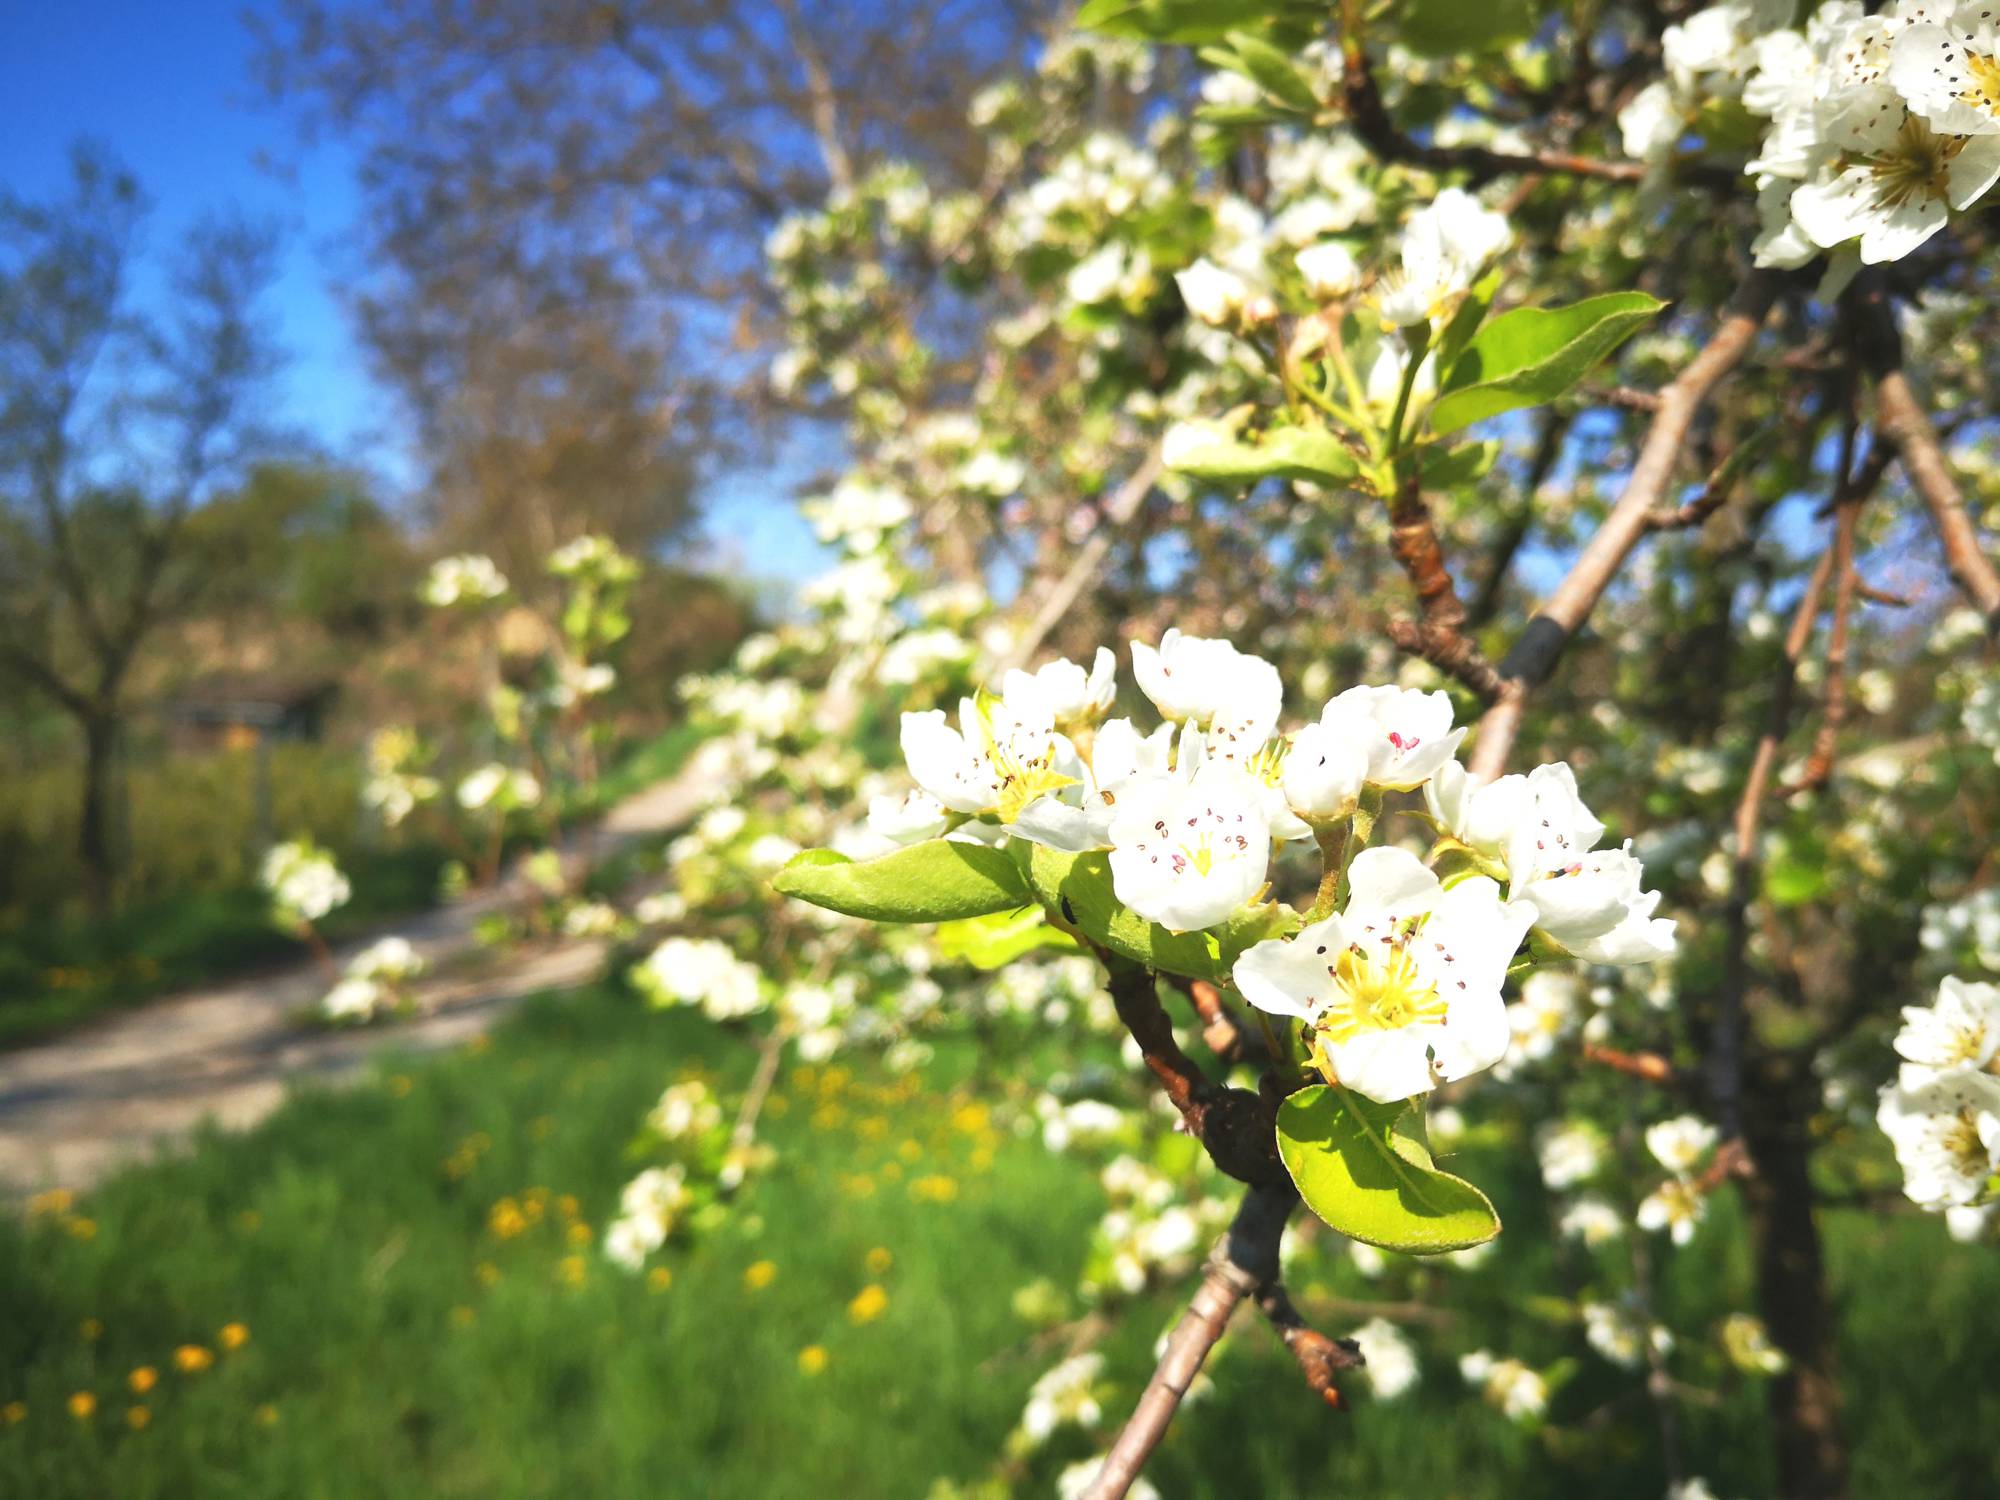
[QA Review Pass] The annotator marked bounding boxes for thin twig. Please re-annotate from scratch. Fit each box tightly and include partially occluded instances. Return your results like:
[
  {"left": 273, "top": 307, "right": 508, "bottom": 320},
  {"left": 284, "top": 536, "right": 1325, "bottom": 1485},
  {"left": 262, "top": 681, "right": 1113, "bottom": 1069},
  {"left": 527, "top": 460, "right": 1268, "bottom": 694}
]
[
  {"left": 1385, "top": 465, "right": 1506, "bottom": 701},
  {"left": 1468, "top": 272, "right": 1780, "bottom": 780}
]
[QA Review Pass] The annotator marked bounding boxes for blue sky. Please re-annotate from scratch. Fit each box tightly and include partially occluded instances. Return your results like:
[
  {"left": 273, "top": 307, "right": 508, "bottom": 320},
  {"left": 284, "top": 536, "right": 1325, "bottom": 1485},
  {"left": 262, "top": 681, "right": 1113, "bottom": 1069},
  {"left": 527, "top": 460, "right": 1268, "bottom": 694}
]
[{"left": 0, "top": 0, "right": 829, "bottom": 579}]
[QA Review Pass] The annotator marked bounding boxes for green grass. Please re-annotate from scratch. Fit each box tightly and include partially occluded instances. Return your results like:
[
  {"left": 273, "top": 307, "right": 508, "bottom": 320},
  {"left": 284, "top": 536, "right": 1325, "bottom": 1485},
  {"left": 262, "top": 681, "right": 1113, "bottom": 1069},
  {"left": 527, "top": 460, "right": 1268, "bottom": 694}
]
[{"left": 1, "top": 981, "right": 1995, "bottom": 1498}]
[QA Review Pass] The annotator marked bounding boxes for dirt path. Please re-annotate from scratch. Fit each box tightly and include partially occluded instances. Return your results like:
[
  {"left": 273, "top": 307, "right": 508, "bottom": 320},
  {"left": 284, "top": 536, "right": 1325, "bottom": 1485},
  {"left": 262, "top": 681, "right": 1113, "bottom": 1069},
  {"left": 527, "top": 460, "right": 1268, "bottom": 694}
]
[{"left": 0, "top": 740, "right": 730, "bottom": 1197}]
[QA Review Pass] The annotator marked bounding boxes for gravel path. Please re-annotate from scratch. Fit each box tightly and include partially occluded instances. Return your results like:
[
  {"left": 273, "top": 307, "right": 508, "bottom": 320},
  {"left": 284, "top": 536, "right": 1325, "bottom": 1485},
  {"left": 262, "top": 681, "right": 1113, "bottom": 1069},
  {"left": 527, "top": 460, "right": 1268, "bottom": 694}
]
[{"left": 0, "top": 741, "right": 729, "bottom": 1196}]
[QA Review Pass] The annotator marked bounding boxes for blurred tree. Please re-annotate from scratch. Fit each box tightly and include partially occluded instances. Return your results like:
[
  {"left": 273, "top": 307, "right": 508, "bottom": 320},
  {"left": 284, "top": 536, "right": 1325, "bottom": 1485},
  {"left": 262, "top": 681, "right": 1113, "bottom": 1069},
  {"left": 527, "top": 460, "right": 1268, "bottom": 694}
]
[
  {"left": 0, "top": 145, "right": 278, "bottom": 913},
  {"left": 185, "top": 461, "right": 421, "bottom": 643},
  {"left": 252, "top": 0, "right": 1049, "bottom": 568}
]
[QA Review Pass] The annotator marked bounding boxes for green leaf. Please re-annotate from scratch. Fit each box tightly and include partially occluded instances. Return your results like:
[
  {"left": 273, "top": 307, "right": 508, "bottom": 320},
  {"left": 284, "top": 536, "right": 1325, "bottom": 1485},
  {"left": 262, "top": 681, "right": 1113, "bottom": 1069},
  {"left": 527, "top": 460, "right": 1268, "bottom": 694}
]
[
  {"left": 1431, "top": 291, "right": 1666, "bottom": 436},
  {"left": 1077, "top": 0, "right": 1320, "bottom": 44},
  {"left": 1018, "top": 842, "right": 1295, "bottom": 982},
  {"left": 1276, "top": 1084, "right": 1501, "bottom": 1253},
  {"left": 1165, "top": 420, "right": 1361, "bottom": 487},
  {"left": 1404, "top": 439, "right": 1499, "bottom": 491},
  {"left": 1218, "top": 30, "right": 1321, "bottom": 113},
  {"left": 1398, "top": 0, "right": 1550, "bottom": 55},
  {"left": 934, "top": 906, "right": 1079, "bottom": 969},
  {"left": 771, "top": 841, "right": 1031, "bottom": 923}
]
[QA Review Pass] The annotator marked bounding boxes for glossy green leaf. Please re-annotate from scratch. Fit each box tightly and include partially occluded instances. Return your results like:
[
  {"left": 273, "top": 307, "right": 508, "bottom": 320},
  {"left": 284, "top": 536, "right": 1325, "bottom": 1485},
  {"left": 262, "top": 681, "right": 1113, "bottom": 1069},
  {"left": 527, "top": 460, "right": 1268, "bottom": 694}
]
[
  {"left": 1431, "top": 292, "right": 1665, "bottom": 436},
  {"left": 771, "top": 840, "right": 1031, "bottom": 923},
  {"left": 1165, "top": 420, "right": 1361, "bottom": 487},
  {"left": 1217, "top": 31, "right": 1321, "bottom": 113},
  {"left": 1019, "top": 843, "right": 1295, "bottom": 982},
  {"left": 934, "top": 906, "right": 1079, "bottom": 969},
  {"left": 1276, "top": 1084, "right": 1501, "bottom": 1253}
]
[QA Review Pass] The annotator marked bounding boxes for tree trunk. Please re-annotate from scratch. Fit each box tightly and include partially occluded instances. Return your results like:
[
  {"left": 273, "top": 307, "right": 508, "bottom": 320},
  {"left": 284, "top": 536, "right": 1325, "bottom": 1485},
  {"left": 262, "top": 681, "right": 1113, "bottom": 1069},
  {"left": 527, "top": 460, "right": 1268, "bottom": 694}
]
[
  {"left": 1742, "top": 1058, "right": 1850, "bottom": 1500},
  {"left": 78, "top": 709, "right": 120, "bottom": 917}
]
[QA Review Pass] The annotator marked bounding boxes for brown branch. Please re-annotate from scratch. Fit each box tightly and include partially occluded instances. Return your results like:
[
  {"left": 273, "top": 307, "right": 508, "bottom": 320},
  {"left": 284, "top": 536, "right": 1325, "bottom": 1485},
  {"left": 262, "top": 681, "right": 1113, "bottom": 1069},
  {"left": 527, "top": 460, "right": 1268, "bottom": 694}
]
[
  {"left": 1167, "top": 976, "right": 1265, "bottom": 1066},
  {"left": 1782, "top": 487, "right": 1865, "bottom": 797},
  {"left": 1100, "top": 954, "right": 1286, "bottom": 1188},
  {"left": 1385, "top": 467, "right": 1506, "bottom": 701},
  {"left": 1338, "top": 25, "right": 1646, "bottom": 184},
  {"left": 1854, "top": 580, "right": 1912, "bottom": 609},
  {"left": 1257, "top": 1280, "right": 1363, "bottom": 1411},
  {"left": 1468, "top": 272, "right": 1780, "bottom": 779},
  {"left": 1580, "top": 1041, "right": 1677, "bottom": 1085},
  {"left": 1853, "top": 287, "right": 2000, "bottom": 628},
  {"left": 1083, "top": 1182, "right": 1331, "bottom": 1499}
]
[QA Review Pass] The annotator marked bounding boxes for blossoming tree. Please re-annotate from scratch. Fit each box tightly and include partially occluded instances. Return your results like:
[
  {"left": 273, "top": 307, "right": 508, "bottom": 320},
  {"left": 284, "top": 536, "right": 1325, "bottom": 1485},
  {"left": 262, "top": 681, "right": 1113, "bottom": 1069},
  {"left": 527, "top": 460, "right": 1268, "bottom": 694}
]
[{"left": 608, "top": 4, "right": 2000, "bottom": 1496}]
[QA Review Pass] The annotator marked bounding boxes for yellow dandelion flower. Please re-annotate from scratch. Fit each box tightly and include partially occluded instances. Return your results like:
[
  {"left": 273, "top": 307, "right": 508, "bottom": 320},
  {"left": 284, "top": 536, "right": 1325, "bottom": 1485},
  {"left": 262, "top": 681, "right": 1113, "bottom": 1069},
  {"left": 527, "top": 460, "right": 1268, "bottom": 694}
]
[
  {"left": 28, "top": 1189, "right": 74, "bottom": 1217},
  {"left": 528, "top": 1115, "right": 554, "bottom": 1140},
  {"left": 1, "top": 1401, "right": 24, "bottom": 1425},
  {"left": 487, "top": 1199, "right": 528, "bottom": 1239},
  {"left": 865, "top": 1247, "right": 893, "bottom": 1275},
  {"left": 897, "top": 1140, "right": 923, "bottom": 1163},
  {"left": 743, "top": 1260, "right": 778, "bottom": 1291},
  {"left": 80, "top": 1318, "right": 103, "bottom": 1341},
  {"left": 474, "top": 1261, "right": 502, "bottom": 1288},
  {"left": 126, "top": 1405, "right": 150, "bottom": 1431},
  {"left": 556, "top": 1255, "right": 587, "bottom": 1287},
  {"left": 450, "top": 1305, "right": 477, "bottom": 1328},
  {"left": 797, "top": 1345, "right": 829, "bottom": 1375},
  {"left": 911, "top": 1175, "right": 959, "bottom": 1203},
  {"left": 387, "top": 1074, "right": 413, "bottom": 1098},
  {"left": 67, "top": 1391, "right": 95, "bottom": 1421},
  {"left": 67, "top": 1217, "right": 97, "bottom": 1240},
  {"left": 952, "top": 1103, "right": 990, "bottom": 1134},
  {"left": 219, "top": 1323, "right": 249, "bottom": 1352},
  {"left": 766, "top": 1095, "right": 790, "bottom": 1117},
  {"left": 646, "top": 1265, "right": 673, "bottom": 1293},
  {"left": 879, "top": 1162, "right": 903, "bottom": 1183},
  {"left": 557, "top": 1194, "right": 581, "bottom": 1220},
  {"left": 566, "top": 1221, "right": 593, "bottom": 1246},
  {"left": 173, "top": 1345, "right": 213, "bottom": 1374},
  {"left": 255, "top": 1403, "right": 280, "bottom": 1427},
  {"left": 848, "top": 1284, "right": 889, "bottom": 1324},
  {"left": 128, "top": 1367, "right": 157, "bottom": 1395}
]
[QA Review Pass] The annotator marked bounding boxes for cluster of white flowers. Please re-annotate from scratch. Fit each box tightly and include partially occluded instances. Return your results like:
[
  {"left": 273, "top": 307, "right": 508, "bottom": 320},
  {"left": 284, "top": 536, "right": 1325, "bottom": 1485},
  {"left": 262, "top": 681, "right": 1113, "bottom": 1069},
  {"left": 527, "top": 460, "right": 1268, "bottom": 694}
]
[
  {"left": 546, "top": 533, "right": 639, "bottom": 583},
  {"left": 1620, "top": 0, "right": 2000, "bottom": 273},
  {"left": 1637, "top": 1114, "right": 1722, "bottom": 1246},
  {"left": 1373, "top": 188, "right": 1513, "bottom": 329},
  {"left": 1921, "top": 884, "right": 2000, "bottom": 972},
  {"left": 1458, "top": 1349, "right": 1549, "bottom": 1422},
  {"left": 647, "top": 1078, "right": 723, "bottom": 1141},
  {"left": 455, "top": 762, "right": 542, "bottom": 813},
  {"left": 1089, "top": 1155, "right": 1226, "bottom": 1296},
  {"left": 419, "top": 553, "right": 508, "bottom": 607},
  {"left": 1015, "top": 1352, "right": 1106, "bottom": 1450},
  {"left": 887, "top": 629, "right": 1676, "bottom": 1106},
  {"left": 1349, "top": 1315, "right": 1421, "bottom": 1399},
  {"left": 261, "top": 838, "right": 351, "bottom": 926},
  {"left": 631, "top": 936, "right": 767, "bottom": 1021},
  {"left": 320, "top": 935, "right": 426, "bottom": 1024},
  {"left": 603, "top": 1164, "right": 691, "bottom": 1271},
  {"left": 1877, "top": 974, "right": 2000, "bottom": 1233}
]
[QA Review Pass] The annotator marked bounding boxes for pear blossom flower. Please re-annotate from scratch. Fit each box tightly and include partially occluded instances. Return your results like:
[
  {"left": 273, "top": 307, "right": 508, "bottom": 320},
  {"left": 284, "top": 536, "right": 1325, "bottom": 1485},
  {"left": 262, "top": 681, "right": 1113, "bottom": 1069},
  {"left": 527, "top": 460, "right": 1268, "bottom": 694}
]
[
  {"left": 1003, "top": 648, "right": 1117, "bottom": 727},
  {"left": 1558, "top": 1195, "right": 1626, "bottom": 1247},
  {"left": 1315, "top": 686, "right": 1465, "bottom": 791},
  {"left": 419, "top": 553, "right": 508, "bottom": 606},
  {"left": 1788, "top": 99, "right": 2000, "bottom": 263},
  {"left": 1459, "top": 1350, "right": 1547, "bottom": 1421},
  {"left": 1014, "top": 717, "right": 1174, "bottom": 854},
  {"left": 1129, "top": 629, "right": 1283, "bottom": 758},
  {"left": 1890, "top": 8, "right": 2000, "bottom": 136},
  {"left": 1233, "top": 847, "right": 1535, "bottom": 1103},
  {"left": 899, "top": 690, "right": 1080, "bottom": 823},
  {"left": 1295, "top": 240, "right": 1361, "bottom": 299},
  {"left": 1350, "top": 1316, "right": 1421, "bottom": 1399},
  {"left": 1536, "top": 1120, "right": 1605, "bottom": 1190},
  {"left": 261, "top": 839, "right": 351, "bottom": 925},
  {"left": 1375, "top": 188, "right": 1512, "bottom": 328},
  {"left": 456, "top": 763, "right": 541, "bottom": 812},
  {"left": 632, "top": 937, "right": 765, "bottom": 1020},
  {"left": 1107, "top": 760, "right": 1271, "bottom": 932},
  {"left": 1646, "top": 1115, "right": 1720, "bottom": 1174},
  {"left": 1637, "top": 1175, "right": 1707, "bottom": 1245},
  {"left": 321, "top": 977, "right": 386, "bottom": 1023},
  {"left": 1173, "top": 257, "right": 1253, "bottom": 326},
  {"left": 1018, "top": 1352, "right": 1105, "bottom": 1447},
  {"left": 1876, "top": 1074, "right": 2000, "bottom": 1208},
  {"left": 1461, "top": 762, "right": 1677, "bottom": 966},
  {"left": 1892, "top": 974, "right": 2000, "bottom": 1087},
  {"left": 648, "top": 1080, "right": 722, "bottom": 1140},
  {"left": 1280, "top": 719, "right": 1371, "bottom": 820}
]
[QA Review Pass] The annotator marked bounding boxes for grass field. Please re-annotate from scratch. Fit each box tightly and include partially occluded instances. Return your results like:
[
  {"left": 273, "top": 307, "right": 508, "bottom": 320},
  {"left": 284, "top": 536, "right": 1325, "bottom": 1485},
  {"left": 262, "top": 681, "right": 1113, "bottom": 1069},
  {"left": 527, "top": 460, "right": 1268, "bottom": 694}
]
[{"left": 3, "top": 975, "right": 1997, "bottom": 1499}]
